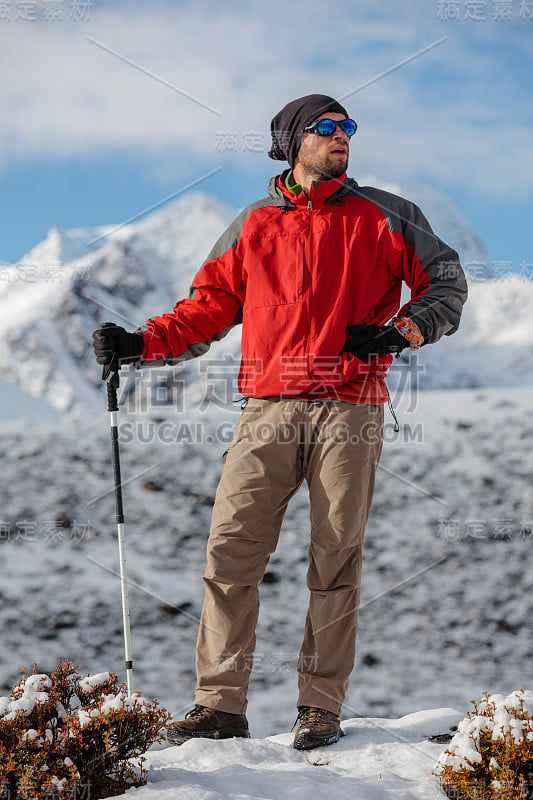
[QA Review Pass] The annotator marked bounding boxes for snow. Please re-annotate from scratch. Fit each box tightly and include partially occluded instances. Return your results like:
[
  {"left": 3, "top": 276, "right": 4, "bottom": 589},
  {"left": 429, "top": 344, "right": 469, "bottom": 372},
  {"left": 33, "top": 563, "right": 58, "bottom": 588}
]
[
  {"left": 23, "top": 673, "right": 52, "bottom": 691},
  {"left": 77, "top": 671, "right": 112, "bottom": 693},
  {"left": 0, "top": 697, "right": 11, "bottom": 716},
  {"left": 76, "top": 708, "right": 100, "bottom": 727},
  {"left": 0, "top": 673, "right": 52, "bottom": 720},
  {"left": 76, "top": 690, "right": 151, "bottom": 727},
  {"left": 115, "top": 707, "right": 462, "bottom": 800},
  {"left": 21, "top": 728, "right": 39, "bottom": 742},
  {"left": 435, "top": 689, "right": 533, "bottom": 779}
]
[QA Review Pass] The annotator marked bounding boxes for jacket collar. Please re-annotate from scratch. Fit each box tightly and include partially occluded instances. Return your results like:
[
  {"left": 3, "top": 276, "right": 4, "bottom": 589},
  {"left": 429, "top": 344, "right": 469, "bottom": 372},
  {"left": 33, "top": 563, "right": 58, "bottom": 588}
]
[{"left": 270, "top": 170, "right": 353, "bottom": 207}]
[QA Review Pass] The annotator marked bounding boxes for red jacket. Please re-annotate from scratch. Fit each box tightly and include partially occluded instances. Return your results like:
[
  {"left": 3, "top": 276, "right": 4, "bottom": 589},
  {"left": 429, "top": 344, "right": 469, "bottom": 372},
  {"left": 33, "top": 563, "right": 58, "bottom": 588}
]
[{"left": 141, "top": 172, "right": 467, "bottom": 401}]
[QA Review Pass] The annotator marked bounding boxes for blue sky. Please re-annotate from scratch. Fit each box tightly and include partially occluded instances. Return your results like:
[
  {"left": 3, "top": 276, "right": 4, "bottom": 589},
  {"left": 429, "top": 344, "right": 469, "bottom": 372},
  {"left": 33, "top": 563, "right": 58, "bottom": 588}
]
[{"left": 1, "top": 0, "right": 532, "bottom": 276}]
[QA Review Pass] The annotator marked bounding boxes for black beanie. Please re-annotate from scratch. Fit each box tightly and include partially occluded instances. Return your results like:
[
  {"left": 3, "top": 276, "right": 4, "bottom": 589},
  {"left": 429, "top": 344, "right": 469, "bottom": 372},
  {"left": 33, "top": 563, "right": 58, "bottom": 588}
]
[{"left": 268, "top": 94, "right": 349, "bottom": 168}]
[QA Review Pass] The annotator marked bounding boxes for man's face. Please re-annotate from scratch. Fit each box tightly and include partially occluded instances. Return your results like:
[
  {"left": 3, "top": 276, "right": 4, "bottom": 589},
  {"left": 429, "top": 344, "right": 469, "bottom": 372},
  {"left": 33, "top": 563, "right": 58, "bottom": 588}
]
[{"left": 295, "top": 112, "right": 350, "bottom": 181}]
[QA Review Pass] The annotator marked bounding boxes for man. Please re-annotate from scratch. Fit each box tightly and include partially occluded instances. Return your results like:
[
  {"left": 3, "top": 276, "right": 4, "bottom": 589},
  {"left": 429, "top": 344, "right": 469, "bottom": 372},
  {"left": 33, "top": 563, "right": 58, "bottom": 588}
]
[{"left": 93, "top": 94, "right": 467, "bottom": 750}]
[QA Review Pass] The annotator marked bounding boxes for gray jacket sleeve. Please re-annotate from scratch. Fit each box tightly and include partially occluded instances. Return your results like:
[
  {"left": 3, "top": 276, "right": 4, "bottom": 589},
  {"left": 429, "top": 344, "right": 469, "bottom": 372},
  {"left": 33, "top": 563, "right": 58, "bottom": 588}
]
[
  {"left": 396, "top": 198, "right": 468, "bottom": 344},
  {"left": 358, "top": 185, "right": 468, "bottom": 344}
]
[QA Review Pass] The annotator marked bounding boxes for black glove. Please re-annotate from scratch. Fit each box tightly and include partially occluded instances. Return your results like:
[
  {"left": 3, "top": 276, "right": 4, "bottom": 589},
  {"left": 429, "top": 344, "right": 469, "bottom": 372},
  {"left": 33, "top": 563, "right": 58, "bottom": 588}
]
[
  {"left": 92, "top": 322, "right": 145, "bottom": 367},
  {"left": 342, "top": 324, "right": 408, "bottom": 362}
]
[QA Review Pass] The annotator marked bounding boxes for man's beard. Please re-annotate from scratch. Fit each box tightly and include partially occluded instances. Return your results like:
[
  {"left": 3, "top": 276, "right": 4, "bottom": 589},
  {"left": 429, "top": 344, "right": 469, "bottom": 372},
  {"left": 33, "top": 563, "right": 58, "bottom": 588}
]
[
  {"left": 320, "top": 156, "right": 347, "bottom": 180},
  {"left": 299, "top": 151, "right": 348, "bottom": 182}
]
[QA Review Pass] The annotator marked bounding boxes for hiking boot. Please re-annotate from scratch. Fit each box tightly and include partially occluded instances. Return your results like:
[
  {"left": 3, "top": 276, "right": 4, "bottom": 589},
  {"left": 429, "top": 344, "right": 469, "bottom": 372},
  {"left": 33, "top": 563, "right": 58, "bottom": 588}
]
[
  {"left": 166, "top": 704, "right": 250, "bottom": 745},
  {"left": 292, "top": 706, "right": 344, "bottom": 751}
]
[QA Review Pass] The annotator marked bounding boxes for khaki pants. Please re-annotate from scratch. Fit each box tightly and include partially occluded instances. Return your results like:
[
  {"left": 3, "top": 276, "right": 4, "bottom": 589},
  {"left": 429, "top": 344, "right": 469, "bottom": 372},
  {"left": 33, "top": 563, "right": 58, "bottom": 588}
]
[{"left": 195, "top": 398, "right": 384, "bottom": 716}]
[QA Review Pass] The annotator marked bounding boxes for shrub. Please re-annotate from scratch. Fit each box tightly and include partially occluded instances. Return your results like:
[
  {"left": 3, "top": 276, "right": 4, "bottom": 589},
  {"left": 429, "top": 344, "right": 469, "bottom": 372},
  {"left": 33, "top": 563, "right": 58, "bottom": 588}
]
[
  {"left": 0, "top": 660, "right": 170, "bottom": 799},
  {"left": 435, "top": 689, "right": 533, "bottom": 800}
]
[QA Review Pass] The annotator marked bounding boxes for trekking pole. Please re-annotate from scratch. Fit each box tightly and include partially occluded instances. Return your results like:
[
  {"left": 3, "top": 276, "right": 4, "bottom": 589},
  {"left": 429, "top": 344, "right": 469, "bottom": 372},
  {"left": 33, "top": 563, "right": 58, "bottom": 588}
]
[{"left": 101, "top": 330, "right": 134, "bottom": 697}]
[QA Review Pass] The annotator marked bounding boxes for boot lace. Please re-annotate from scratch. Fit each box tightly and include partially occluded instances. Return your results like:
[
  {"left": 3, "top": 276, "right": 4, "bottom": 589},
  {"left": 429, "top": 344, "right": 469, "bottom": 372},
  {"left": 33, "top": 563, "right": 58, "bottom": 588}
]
[
  {"left": 292, "top": 706, "right": 331, "bottom": 731},
  {"left": 185, "top": 704, "right": 213, "bottom": 720}
]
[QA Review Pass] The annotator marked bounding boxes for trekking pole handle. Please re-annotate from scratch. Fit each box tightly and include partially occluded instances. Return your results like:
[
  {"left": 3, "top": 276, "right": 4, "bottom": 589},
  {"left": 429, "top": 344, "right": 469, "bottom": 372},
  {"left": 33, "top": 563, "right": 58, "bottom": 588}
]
[
  {"left": 104, "top": 367, "right": 119, "bottom": 412},
  {"left": 99, "top": 322, "right": 120, "bottom": 411}
]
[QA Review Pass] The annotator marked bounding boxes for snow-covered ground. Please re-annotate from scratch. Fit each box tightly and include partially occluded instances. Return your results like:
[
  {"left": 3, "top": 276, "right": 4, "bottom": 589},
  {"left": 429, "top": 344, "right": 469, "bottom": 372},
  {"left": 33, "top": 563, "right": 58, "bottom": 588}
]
[
  {"left": 0, "top": 382, "right": 531, "bottom": 740},
  {"left": 1, "top": 184, "right": 531, "bottom": 798},
  {"left": 127, "top": 707, "right": 463, "bottom": 800}
]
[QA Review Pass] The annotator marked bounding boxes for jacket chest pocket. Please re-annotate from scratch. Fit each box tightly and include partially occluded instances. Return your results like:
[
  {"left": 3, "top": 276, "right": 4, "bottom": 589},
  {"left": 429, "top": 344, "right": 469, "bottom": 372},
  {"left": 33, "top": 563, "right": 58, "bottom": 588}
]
[{"left": 242, "top": 234, "right": 305, "bottom": 308}]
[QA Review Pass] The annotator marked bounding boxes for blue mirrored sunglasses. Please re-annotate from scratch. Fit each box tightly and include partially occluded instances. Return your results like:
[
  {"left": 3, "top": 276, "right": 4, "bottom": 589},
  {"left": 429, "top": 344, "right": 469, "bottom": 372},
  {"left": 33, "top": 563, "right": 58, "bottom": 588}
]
[{"left": 303, "top": 118, "right": 358, "bottom": 137}]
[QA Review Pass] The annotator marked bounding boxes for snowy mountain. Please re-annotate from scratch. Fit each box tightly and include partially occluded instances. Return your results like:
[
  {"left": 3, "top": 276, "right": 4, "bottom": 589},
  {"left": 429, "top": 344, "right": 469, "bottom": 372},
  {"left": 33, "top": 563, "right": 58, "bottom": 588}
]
[
  {"left": 0, "top": 376, "right": 59, "bottom": 420},
  {"left": 0, "top": 183, "right": 529, "bottom": 412},
  {"left": 0, "top": 193, "right": 235, "bottom": 411},
  {"left": 360, "top": 176, "right": 492, "bottom": 270}
]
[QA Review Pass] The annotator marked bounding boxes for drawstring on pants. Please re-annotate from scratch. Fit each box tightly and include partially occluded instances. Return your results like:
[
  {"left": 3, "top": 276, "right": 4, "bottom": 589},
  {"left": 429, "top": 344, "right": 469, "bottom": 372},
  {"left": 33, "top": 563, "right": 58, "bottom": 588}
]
[{"left": 386, "top": 385, "right": 400, "bottom": 433}]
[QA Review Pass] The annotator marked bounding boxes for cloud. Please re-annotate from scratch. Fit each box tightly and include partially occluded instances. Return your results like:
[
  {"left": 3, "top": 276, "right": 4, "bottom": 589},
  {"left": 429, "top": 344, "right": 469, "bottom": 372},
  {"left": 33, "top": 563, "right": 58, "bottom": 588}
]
[{"left": 0, "top": 0, "right": 531, "bottom": 197}]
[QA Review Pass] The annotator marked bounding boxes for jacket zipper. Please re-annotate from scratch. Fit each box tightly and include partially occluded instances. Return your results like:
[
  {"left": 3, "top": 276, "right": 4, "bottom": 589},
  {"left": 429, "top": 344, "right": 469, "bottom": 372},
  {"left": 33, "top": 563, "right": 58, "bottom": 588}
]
[{"left": 305, "top": 197, "right": 313, "bottom": 381}]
